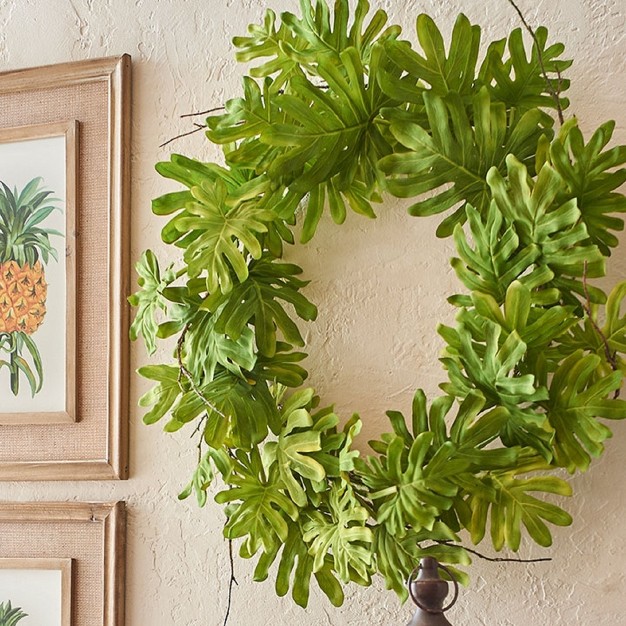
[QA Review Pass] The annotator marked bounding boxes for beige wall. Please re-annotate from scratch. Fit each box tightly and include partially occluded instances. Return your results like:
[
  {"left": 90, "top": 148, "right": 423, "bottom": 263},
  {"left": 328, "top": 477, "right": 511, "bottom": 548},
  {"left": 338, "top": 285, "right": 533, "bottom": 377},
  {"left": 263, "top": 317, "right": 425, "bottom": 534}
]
[{"left": 1, "top": 0, "right": 625, "bottom": 624}]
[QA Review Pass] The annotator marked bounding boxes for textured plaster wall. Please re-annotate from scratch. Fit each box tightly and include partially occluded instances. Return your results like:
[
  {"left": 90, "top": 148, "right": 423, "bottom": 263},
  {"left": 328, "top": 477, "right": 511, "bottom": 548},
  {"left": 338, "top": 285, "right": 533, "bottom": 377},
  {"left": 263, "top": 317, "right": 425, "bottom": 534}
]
[{"left": 0, "top": 0, "right": 625, "bottom": 624}]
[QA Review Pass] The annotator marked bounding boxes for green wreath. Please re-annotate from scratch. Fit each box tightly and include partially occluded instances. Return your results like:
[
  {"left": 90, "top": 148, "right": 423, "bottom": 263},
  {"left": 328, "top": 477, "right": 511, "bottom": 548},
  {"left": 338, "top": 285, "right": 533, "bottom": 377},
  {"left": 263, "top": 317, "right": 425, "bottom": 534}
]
[{"left": 130, "top": 0, "right": 626, "bottom": 610}]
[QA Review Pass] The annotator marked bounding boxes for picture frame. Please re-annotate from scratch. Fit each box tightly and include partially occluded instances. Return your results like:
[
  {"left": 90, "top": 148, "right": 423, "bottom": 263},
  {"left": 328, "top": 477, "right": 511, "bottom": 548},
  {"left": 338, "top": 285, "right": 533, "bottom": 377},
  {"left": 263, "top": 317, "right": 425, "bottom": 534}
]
[
  {"left": 0, "top": 55, "right": 131, "bottom": 480},
  {"left": 0, "top": 502, "right": 125, "bottom": 626},
  {"left": 0, "top": 557, "right": 72, "bottom": 626},
  {"left": 0, "top": 120, "right": 78, "bottom": 426}
]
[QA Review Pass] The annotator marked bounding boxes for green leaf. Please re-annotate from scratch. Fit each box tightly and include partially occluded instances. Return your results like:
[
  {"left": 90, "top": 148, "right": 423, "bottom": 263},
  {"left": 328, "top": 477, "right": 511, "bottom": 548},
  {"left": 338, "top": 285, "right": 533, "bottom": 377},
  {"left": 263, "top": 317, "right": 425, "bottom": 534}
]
[
  {"left": 380, "top": 13, "right": 481, "bottom": 101},
  {"left": 217, "top": 447, "right": 300, "bottom": 555},
  {"left": 263, "top": 391, "right": 327, "bottom": 506},
  {"left": 128, "top": 250, "right": 176, "bottom": 355},
  {"left": 546, "top": 350, "right": 626, "bottom": 473},
  {"left": 137, "top": 364, "right": 183, "bottom": 425},
  {"left": 303, "top": 482, "right": 373, "bottom": 583},
  {"left": 380, "top": 87, "right": 552, "bottom": 236},
  {"left": 206, "top": 256, "right": 317, "bottom": 357},
  {"left": 479, "top": 26, "right": 571, "bottom": 114},
  {"left": 172, "top": 179, "right": 273, "bottom": 294},
  {"left": 549, "top": 119, "right": 626, "bottom": 255},
  {"left": 487, "top": 156, "right": 606, "bottom": 303},
  {"left": 463, "top": 468, "right": 572, "bottom": 551}
]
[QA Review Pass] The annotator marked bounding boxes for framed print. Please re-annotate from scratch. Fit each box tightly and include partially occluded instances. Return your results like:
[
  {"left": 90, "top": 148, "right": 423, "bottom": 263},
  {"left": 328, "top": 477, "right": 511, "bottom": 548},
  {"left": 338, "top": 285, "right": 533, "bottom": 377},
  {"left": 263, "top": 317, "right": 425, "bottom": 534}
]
[
  {"left": 0, "top": 558, "right": 72, "bottom": 626},
  {"left": 0, "top": 121, "right": 77, "bottom": 425},
  {"left": 0, "top": 55, "right": 131, "bottom": 480},
  {"left": 0, "top": 502, "right": 125, "bottom": 626}
]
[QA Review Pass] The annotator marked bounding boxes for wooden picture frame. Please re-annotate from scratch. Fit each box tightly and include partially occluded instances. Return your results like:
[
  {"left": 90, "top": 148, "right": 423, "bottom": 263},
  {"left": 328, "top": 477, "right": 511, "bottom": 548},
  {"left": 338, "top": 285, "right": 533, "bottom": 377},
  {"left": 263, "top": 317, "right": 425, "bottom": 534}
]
[
  {"left": 0, "top": 502, "right": 125, "bottom": 626},
  {"left": 0, "top": 120, "right": 78, "bottom": 425},
  {"left": 0, "top": 56, "right": 131, "bottom": 480},
  {"left": 0, "top": 557, "right": 72, "bottom": 625}
]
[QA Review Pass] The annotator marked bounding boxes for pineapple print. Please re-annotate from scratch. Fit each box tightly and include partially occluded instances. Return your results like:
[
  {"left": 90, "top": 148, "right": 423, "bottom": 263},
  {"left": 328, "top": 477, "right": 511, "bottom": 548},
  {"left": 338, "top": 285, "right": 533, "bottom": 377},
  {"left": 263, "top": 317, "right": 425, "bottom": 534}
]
[
  {"left": 0, "top": 177, "right": 62, "bottom": 396},
  {"left": 0, "top": 601, "right": 27, "bottom": 626}
]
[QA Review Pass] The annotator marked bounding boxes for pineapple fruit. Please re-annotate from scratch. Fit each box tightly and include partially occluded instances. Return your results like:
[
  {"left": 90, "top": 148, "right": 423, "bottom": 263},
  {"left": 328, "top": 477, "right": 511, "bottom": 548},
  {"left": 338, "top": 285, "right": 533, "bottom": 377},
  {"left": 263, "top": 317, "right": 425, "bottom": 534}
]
[{"left": 0, "top": 177, "right": 61, "bottom": 396}]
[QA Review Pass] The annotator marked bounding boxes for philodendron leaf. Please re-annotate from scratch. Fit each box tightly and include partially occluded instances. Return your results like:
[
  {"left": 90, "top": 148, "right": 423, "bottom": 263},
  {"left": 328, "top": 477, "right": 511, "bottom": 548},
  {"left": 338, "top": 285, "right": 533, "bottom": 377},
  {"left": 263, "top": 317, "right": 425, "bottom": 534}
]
[
  {"left": 303, "top": 482, "right": 373, "bottom": 584},
  {"left": 172, "top": 179, "right": 273, "bottom": 294},
  {"left": 440, "top": 320, "right": 554, "bottom": 457},
  {"left": 546, "top": 350, "right": 626, "bottom": 473},
  {"left": 263, "top": 388, "right": 326, "bottom": 506},
  {"left": 217, "top": 447, "right": 300, "bottom": 556},
  {"left": 462, "top": 468, "right": 573, "bottom": 551},
  {"left": 182, "top": 307, "right": 257, "bottom": 383},
  {"left": 380, "top": 87, "right": 552, "bottom": 237},
  {"left": 487, "top": 156, "right": 606, "bottom": 303},
  {"left": 479, "top": 25, "right": 571, "bottom": 114},
  {"left": 233, "top": 0, "right": 400, "bottom": 88},
  {"left": 361, "top": 433, "right": 463, "bottom": 536},
  {"left": 205, "top": 256, "right": 318, "bottom": 357},
  {"left": 128, "top": 250, "right": 176, "bottom": 355},
  {"left": 252, "top": 520, "right": 344, "bottom": 609},
  {"left": 549, "top": 119, "right": 626, "bottom": 255},
  {"left": 450, "top": 203, "right": 554, "bottom": 307},
  {"left": 380, "top": 13, "right": 481, "bottom": 102}
]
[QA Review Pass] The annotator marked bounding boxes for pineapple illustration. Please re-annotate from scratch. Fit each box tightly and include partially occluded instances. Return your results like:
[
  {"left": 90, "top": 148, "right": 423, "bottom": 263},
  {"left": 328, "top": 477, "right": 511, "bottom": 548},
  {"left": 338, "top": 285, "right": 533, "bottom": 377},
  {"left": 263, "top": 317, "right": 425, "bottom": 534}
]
[
  {"left": 0, "top": 601, "right": 27, "bottom": 626},
  {"left": 0, "top": 177, "right": 62, "bottom": 396}
]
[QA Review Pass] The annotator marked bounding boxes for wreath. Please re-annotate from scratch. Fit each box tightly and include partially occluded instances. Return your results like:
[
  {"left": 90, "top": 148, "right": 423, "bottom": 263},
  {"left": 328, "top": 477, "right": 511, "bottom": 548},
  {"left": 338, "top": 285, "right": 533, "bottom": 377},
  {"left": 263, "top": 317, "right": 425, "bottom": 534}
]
[{"left": 130, "top": 0, "right": 626, "bottom": 612}]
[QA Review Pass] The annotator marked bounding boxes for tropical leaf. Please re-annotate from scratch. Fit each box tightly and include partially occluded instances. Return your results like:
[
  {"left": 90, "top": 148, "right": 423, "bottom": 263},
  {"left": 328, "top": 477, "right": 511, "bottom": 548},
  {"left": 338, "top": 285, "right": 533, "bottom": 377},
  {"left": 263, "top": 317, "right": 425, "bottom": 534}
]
[
  {"left": 439, "top": 320, "right": 553, "bottom": 456},
  {"left": 181, "top": 307, "right": 257, "bottom": 383},
  {"left": 234, "top": 0, "right": 401, "bottom": 88},
  {"left": 128, "top": 250, "right": 176, "bottom": 355},
  {"left": 216, "top": 447, "right": 300, "bottom": 555},
  {"left": 171, "top": 178, "right": 273, "bottom": 294},
  {"left": 302, "top": 482, "right": 373, "bottom": 583},
  {"left": 548, "top": 119, "right": 626, "bottom": 255},
  {"left": 252, "top": 518, "right": 344, "bottom": 608},
  {"left": 379, "top": 13, "right": 481, "bottom": 102},
  {"left": 360, "top": 433, "right": 464, "bottom": 536},
  {"left": 380, "top": 87, "right": 553, "bottom": 236},
  {"left": 263, "top": 388, "right": 327, "bottom": 506},
  {"left": 462, "top": 466, "right": 573, "bottom": 551},
  {"left": 205, "top": 257, "right": 318, "bottom": 357},
  {"left": 487, "top": 156, "right": 606, "bottom": 303},
  {"left": 479, "top": 26, "right": 571, "bottom": 113},
  {"left": 545, "top": 350, "right": 626, "bottom": 473}
]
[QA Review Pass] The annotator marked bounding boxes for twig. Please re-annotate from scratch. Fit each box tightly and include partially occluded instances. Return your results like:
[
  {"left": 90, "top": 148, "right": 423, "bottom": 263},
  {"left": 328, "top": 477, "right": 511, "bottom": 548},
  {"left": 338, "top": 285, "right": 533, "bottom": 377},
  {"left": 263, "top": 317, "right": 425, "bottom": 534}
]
[
  {"left": 159, "top": 123, "right": 207, "bottom": 148},
  {"left": 581, "top": 261, "right": 620, "bottom": 397},
  {"left": 223, "top": 538, "right": 238, "bottom": 626},
  {"left": 181, "top": 106, "right": 226, "bottom": 118},
  {"left": 176, "top": 324, "right": 229, "bottom": 419},
  {"left": 436, "top": 541, "right": 552, "bottom": 564},
  {"left": 505, "top": 0, "right": 565, "bottom": 124}
]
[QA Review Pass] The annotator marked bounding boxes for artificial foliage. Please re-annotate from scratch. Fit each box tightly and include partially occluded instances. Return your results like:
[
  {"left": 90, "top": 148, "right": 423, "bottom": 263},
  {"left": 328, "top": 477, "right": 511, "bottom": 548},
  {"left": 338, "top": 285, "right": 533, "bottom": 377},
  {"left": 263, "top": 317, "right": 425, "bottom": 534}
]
[{"left": 130, "top": 0, "right": 626, "bottom": 609}]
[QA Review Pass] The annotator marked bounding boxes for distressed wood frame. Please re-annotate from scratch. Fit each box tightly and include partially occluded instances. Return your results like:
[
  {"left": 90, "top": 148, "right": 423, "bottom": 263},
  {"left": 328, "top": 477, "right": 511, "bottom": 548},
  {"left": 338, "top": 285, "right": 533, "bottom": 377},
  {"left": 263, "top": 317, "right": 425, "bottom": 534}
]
[
  {"left": 0, "top": 557, "right": 73, "bottom": 625},
  {"left": 0, "top": 120, "right": 78, "bottom": 426},
  {"left": 0, "top": 502, "right": 126, "bottom": 626},
  {"left": 0, "top": 55, "right": 131, "bottom": 480}
]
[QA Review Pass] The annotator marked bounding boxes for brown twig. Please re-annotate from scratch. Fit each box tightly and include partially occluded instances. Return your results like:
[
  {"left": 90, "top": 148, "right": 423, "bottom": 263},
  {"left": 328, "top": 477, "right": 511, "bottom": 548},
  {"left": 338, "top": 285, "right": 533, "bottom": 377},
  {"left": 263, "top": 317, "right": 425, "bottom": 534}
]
[
  {"left": 581, "top": 262, "right": 620, "bottom": 397},
  {"left": 181, "top": 106, "right": 226, "bottom": 118},
  {"left": 159, "top": 123, "right": 207, "bottom": 148},
  {"left": 505, "top": 0, "right": 565, "bottom": 124},
  {"left": 223, "top": 538, "right": 238, "bottom": 626},
  {"left": 436, "top": 541, "right": 552, "bottom": 564}
]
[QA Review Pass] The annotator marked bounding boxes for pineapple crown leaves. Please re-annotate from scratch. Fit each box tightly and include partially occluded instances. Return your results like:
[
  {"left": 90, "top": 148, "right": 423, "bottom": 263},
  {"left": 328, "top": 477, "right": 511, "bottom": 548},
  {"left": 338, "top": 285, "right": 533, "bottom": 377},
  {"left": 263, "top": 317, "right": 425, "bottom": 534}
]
[
  {"left": 0, "top": 601, "right": 27, "bottom": 626},
  {"left": 0, "top": 177, "right": 63, "bottom": 266},
  {"left": 130, "top": 0, "right": 626, "bottom": 610}
]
